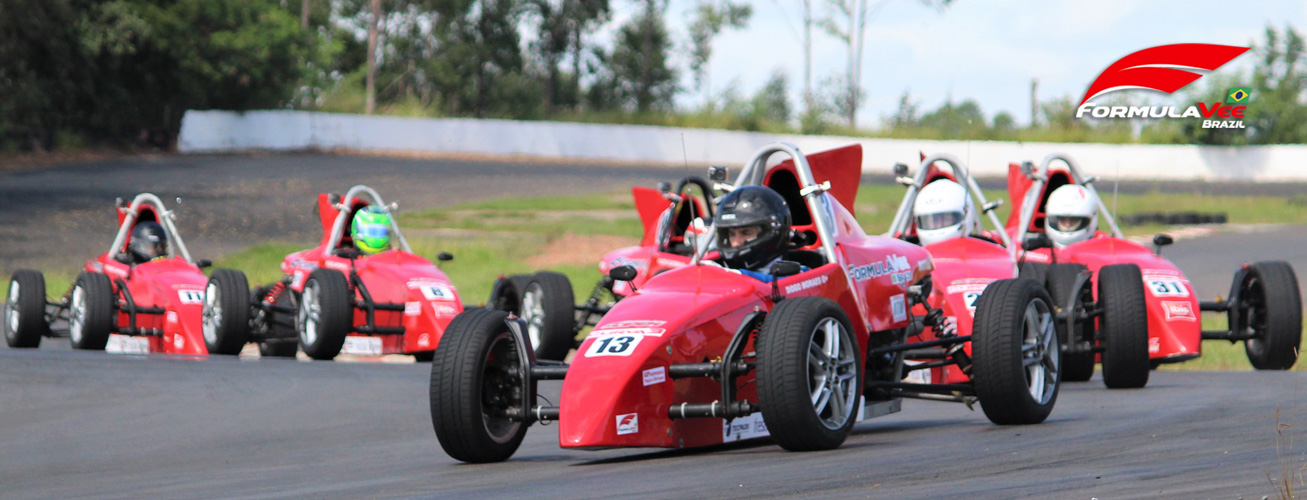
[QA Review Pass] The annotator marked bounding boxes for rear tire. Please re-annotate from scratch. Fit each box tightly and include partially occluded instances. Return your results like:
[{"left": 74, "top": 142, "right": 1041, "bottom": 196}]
[
  {"left": 757, "top": 297, "right": 861, "bottom": 451},
  {"left": 522, "top": 271, "right": 576, "bottom": 361},
  {"left": 1018, "top": 262, "right": 1049, "bottom": 284},
  {"left": 488, "top": 274, "right": 530, "bottom": 313},
  {"left": 972, "top": 278, "right": 1060, "bottom": 425},
  {"left": 6, "top": 270, "right": 47, "bottom": 348},
  {"left": 430, "top": 309, "right": 531, "bottom": 463},
  {"left": 203, "top": 269, "right": 251, "bottom": 355},
  {"left": 1241, "top": 261, "right": 1303, "bottom": 370},
  {"left": 1098, "top": 264, "right": 1150, "bottom": 389},
  {"left": 1045, "top": 264, "right": 1094, "bottom": 382},
  {"left": 69, "top": 272, "right": 114, "bottom": 351},
  {"left": 298, "top": 269, "right": 352, "bottom": 360}
]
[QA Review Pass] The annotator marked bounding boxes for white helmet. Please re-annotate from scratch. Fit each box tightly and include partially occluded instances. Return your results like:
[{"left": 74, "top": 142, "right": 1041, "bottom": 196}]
[
  {"left": 1044, "top": 185, "right": 1099, "bottom": 247},
  {"left": 913, "top": 179, "right": 975, "bottom": 246}
]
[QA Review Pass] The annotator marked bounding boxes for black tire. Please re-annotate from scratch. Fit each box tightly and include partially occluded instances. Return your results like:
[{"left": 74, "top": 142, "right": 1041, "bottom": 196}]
[
  {"left": 757, "top": 296, "right": 862, "bottom": 451},
  {"left": 412, "top": 350, "right": 434, "bottom": 362},
  {"left": 1098, "top": 264, "right": 1150, "bottom": 389},
  {"left": 5, "top": 270, "right": 48, "bottom": 348},
  {"left": 69, "top": 272, "right": 114, "bottom": 351},
  {"left": 297, "top": 269, "right": 352, "bottom": 360},
  {"left": 1045, "top": 264, "right": 1095, "bottom": 382},
  {"left": 430, "top": 309, "right": 531, "bottom": 463},
  {"left": 487, "top": 274, "right": 530, "bottom": 313},
  {"left": 1241, "top": 261, "right": 1303, "bottom": 370},
  {"left": 256, "top": 286, "right": 299, "bottom": 358},
  {"left": 1018, "top": 262, "right": 1049, "bottom": 284},
  {"left": 521, "top": 271, "right": 576, "bottom": 361},
  {"left": 972, "top": 278, "right": 1060, "bottom": 425},
  {"left": 202, "top": 269, "right": 251, "bottom": 355}
]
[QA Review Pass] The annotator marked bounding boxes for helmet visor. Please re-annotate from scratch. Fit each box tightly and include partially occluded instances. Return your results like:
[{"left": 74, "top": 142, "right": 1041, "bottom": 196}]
[
  {"left": 720, "top": 224, "right": 764, "bottom": 248},
  {"left": 356, "top": 224, "right": 389, "bottom": 239},
  {"left": 915, "top": 212, "right": 964, "bottom": 231},
  {"left": 1048, "top": 215, "right": 1090, "bottom": 233}
]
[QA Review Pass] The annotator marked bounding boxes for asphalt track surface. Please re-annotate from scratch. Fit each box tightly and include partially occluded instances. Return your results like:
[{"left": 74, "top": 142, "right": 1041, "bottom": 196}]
[{"left": 3, "top": 154, "right": 1307, "bottom": 499}]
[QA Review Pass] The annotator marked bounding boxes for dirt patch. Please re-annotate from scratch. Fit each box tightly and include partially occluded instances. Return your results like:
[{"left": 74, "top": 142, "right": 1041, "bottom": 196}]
[{"left": 526, "top": 232, "right": 639, "bottom": 268}]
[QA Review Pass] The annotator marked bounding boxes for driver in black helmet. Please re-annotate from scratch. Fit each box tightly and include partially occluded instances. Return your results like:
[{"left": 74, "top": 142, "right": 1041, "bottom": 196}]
[
  {"left": 128, "top": 221, "right": 169, "bottom": 264},
  {"left": 714, "top": 185, "right": 798, "bottom": 282}
]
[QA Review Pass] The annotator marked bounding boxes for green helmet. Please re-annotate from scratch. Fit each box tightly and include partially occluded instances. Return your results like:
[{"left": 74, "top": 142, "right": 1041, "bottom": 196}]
[{"left": 351, "top": 206, "right": 392, "bottom": 255}]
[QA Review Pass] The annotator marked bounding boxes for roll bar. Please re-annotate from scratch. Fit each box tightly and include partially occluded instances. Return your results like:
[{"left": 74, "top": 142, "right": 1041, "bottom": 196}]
[
  {"left": 1012, "top": 153, "right": 1124, "bottom": 247},
  {"left": 324, "top": 185, "right": 413, "bottom": 256},
  {"left": 887, "top": 153, "right": 1013, "bottom": 254},
  {"left": 107, "top": 193, "right": 195, "bottom": 264},
  {"left": 691, "top": 142, "right": 839, "bottom": 266}
]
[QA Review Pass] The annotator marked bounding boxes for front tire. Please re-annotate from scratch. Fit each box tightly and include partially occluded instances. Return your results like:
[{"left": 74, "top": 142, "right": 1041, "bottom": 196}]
[
  {"left": 757, "top": 297, "right": 862, "bottom": 451},
  {"left": 69, "top": 272, "right": 114, "bottom": 351},
  {"left": 1098, "top": 264, "right": 1149, "bottom": 389},
  {"left": 6, "top": 270, "right": 48, "bottom": 348},
  {"left": 1240, "top": 261, "right": 1303, "bottom": 370},
  {"left": 1044, "top": 264, "right": 1095, "bottom": 382},
  {"left": 971, "top": 278, "right": 1060, "bottom": 425},
  {"left": 298, "top": 269, "right": 352, "bottom": 360},
  {"left": 203, "top": 269, "right": 251, "bottom": 355},
  {"left": 430, "top": 309, "right": 531, "bottom": 463},
  {"left": 521, "top": 271, "right": 576, "bottom": 361}
]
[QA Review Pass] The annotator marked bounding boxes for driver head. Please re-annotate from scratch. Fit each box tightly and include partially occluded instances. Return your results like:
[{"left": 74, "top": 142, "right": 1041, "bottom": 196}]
[
  {"left": 129, "top": 221, "right": 169, "bottom": 262},
  {"left": 1044, "top": 184, "right": 1099, "bottom": 248},
  {"left": 714, "top": 185, "right": 790, "bottom": 270},
  {"left": 913, "top": 179, "right": 974, "bottom": 246},
  {"left": 351, "top": 206, "right": 393, "bottom": 255}
]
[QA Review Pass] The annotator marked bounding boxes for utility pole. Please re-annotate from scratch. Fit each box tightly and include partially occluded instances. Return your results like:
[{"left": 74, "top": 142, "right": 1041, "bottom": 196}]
[
  {"left": 803, "top": 0, "right": 812, "bottom": 112},
  {"left": 1030, "top": 78, "right": 1039, "bottom": 127},
  {"left": 365, "top": 0, "right": 380, "bottom": 115},
  {"left": 301, "top": 0, "right": 310, "bottom": 30}
]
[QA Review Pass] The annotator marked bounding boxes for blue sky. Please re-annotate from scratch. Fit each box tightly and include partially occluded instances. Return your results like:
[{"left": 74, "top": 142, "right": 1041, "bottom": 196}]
[{"left": 601, "top": 0, "right": 1304, "bottom": 128}]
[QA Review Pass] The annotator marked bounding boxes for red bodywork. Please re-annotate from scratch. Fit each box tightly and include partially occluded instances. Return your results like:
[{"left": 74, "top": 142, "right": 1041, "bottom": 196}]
[
  {"left": 90, "top": 203, "right": 210, "bottom": 355},
  {"left": 556, "top": 145, "right": 935, "bottom": 448},
  {"left": 1005, "top": 163, "right": 1202, "bottom": 362},
  {"left": 276, "top": 193, "right": 463, "bottom": 355}
]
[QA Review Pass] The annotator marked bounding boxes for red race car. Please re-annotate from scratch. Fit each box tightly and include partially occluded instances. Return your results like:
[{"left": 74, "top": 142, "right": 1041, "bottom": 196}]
[
  {"left": 1007, "top": 154, "right": 1302, "bottom": 383},
  {"left": 5, "top": 193, "right": 213, "bottom": 354},
  {"left": 430, "top": 143, "right": 1060, "bottom": 463},
  {"left": 203, "top": 185, "right": 462, "bottom": 361},
  {"left": 884, "top": 153, "right": 1077, "bottom": 404}
]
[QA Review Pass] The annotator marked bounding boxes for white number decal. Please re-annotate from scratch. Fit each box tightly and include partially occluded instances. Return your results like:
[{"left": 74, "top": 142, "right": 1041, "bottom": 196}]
[
  {"left": 963, "top": 292, "right": 981, "bottom": 311},
  {"left": 178, "top": 290, "right": 204, "bottom": 304},
  {"left": 584, "top": 335, "right": 642, "bottom": 357},
  {"left": 1147, "top": 278, "right": 1189, "bottom": 297}
]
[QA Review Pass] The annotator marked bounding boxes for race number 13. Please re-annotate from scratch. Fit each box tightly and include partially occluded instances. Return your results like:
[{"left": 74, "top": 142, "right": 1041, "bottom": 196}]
[{"left": 584, "top": 335, "right": 642, "bottom": 357}]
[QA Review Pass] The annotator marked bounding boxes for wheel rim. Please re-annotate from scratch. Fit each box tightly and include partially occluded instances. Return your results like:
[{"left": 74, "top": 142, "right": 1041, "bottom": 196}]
[
  {"left": 70, "top": 285, "right": 87, "bottom": 344},
  {"left": 201, "top": 281, "right": 221, "bottom": 345},
  {"left": 521, "top": 283, "right": 545, "bottom": 349},
  {"left": 1241, "top": 276, "right": 1268, "bottom": 354},
  {"left": 1020, "top": 298, "right": 1059, "bottom": 404},
  {"left": 481, "top": 331, "right": 524, "bottom": 443},
  {"left": 6, "top": 280, "right": 19, "bottom": 335},
  {"left": 298, "top": 282, "right": 320, "bottom": 346},
  {"left": 807, "top": 317, "right": 858, "bottom": 430}
]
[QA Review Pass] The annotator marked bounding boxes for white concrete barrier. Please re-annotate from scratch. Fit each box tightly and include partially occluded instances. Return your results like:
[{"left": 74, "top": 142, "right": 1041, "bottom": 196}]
[{"left": 178, "top": 110, "right": 1307, "bottom": 181}]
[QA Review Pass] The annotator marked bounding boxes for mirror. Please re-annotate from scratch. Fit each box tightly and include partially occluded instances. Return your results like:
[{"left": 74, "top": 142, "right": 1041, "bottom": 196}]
[
  {"left": 656, "top": 181, "right": 672, "bottom": 194},
  {"left": 770, "top": 260, "right": 803, "bottom": 278},
  {"left": 893, "top": 163, "right": 909, "bottom": 177},
  {"left": 1020, "top": 161, "right": 1036, "bottom": 178},
  {"left": 195, "top": 259, "right": 212, "bottom": 269},
  {"left": 609, "top": 265, "right": 638, "bottom": 282},
  {"left": 1153, "top": 234, "right": 1173, "bottom": 247},
  {"left": 707, "top": 166, "right": 728, "bottom": 182},
  {"left": 1021, "top": 234, "right": 1052, "bottom": 251},
  {"left": 437, "top": 252, "right": 454, "bottom": 262}
]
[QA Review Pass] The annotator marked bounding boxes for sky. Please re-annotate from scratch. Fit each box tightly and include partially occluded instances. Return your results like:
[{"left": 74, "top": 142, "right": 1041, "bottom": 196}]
[{"left": 595, "top": 0, "right": 1305, "bottom": 128}]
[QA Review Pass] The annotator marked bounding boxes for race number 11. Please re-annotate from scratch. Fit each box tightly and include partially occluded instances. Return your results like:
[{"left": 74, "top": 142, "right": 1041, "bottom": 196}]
[{"left": 584, "top": 335, "right": 641, "bottom": 357}]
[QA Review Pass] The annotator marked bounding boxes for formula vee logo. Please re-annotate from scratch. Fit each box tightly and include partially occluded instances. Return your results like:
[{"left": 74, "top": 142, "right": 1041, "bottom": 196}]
[
  {"left": 849, "top": 254, "right": 911, "bottom": 283},
  {"left": 1075, "top": 43, "right": 1251, "bottom": 129}
]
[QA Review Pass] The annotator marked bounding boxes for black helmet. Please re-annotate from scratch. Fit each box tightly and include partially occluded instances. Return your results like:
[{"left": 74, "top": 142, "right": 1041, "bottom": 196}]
[
  {"left": 129, "top": 222, "right": 168, "bottom": 262},
  {"left": 715, "top": 185, "right": 790, "bottom": 270}
]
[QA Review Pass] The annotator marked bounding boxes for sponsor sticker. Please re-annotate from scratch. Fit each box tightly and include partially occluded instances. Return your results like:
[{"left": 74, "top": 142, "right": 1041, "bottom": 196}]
[
  {"left": 1149, "top": 337, "right": 1161, "bottom": 354},
  {"left": 891, "top": 294, "right": 907, "bottom": 322},
  {"left": 642, "top": 367, "right": 666, "bottom": 386},
  {"left": 598, "top": 320, "right": 666, "bottom": 329},
  {"left": 166, "top": 311, "right": 178, "bottom": 325},
  {"left": 849, "top": 255, "right": 911, "bottom": 282},
  {"left": 784, "top": 275, "right": 828, "bottom": 295},
  {"left": 177, "top": 289, "right": 204, "bottom": 305},
  {"left": 584, "top": 335, "right": 643, "bottom": 357},
  {"left": 616, "top": 413, "right": 639, "bottom": 435},
  {"left": 418, "top": 333, "right": 431, "bottom": 348},
  {"left": 591, "top": 327, "right": 666, "bottom": 338},
  {"left": 172, "top": 333, "right": 184, "bottom": 350},
  {"left": 106, "top": 334, "right": 150, "bottom": 354},
  {"left": 404, "top": 302, "right": 422, "bottom": 316},
  {"left": 1162, "top": 300, "right": 1197, "bottom": 322},
  {"left": 342, "top": 336, "right": 383, "bottom": 356},
  {"left": 721, "top": 412, "right": 770, "bottom": 442},
  {"left": 434, "top": 304, "right": 460, "bottom": 316},
  {"left": 324, "top": 260, "right": 350, "bottom": 273}
]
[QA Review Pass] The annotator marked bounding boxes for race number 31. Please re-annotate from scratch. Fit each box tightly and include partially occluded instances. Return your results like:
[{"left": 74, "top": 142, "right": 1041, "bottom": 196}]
[{"left": 584, "top": 335, "right": 642, "bottom": 357}]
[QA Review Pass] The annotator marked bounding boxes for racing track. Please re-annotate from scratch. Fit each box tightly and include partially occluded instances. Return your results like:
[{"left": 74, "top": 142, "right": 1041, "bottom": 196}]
[{"left": 3, "top": 154, "right": 1307, "bottom": 499}]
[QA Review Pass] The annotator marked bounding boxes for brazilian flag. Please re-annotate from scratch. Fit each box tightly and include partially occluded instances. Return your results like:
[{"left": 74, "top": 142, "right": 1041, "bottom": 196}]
[{"left": 1226, "top": 88, "right": 1251, "bottom": 104}]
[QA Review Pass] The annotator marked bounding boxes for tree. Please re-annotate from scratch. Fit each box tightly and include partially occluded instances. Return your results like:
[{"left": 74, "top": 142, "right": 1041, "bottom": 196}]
[
  {"left": 429, "top": 0, "right": 532, "bottom": 117},
  {"left": 1246, "top": 24, "right": 1307, "bottom": 144},
  {"left": 687, "top": 0, "right": 751, "bottom": 101},
  {"left": 529, "top": 0, "right": 609, "bottom": 111},
  {"left": 608, "top": 0, "right": 677, "bottom": 112},
  {"left": 751, "top": 70, "right": 791, "bottom": 124}
]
